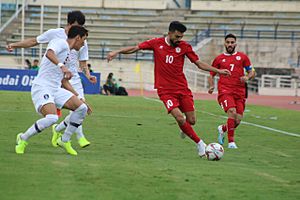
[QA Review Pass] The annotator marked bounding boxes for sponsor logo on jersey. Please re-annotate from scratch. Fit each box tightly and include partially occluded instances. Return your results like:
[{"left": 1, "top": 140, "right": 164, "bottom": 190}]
[
  {"left": 159, "top": 45, "right": 163, "bottom": 49},
  {"left": 175, "top": 47, "right": 181, "bottom": 53},
  {"left": 222, "top": 59, "right": 226, "bottom": 62},
  {"left": 236, "top": 56, "right": 241, "bottom": 60}
]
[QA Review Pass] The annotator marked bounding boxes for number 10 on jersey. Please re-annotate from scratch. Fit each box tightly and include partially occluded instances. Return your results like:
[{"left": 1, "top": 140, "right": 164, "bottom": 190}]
[{"left": 166, "top": 55, "right": 174, "bottom": 64}]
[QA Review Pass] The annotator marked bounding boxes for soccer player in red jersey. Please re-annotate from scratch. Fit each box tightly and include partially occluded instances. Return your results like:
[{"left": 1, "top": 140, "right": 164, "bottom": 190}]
[
  {"left": 107, "top": 21, "right": 231, "bottom": 157},
  {"left": 208, "top": 33, "right": 254, "bottom": 149}
]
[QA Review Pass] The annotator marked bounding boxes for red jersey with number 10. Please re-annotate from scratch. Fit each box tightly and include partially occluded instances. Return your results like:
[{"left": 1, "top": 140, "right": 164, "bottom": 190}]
[
  {"left": 211, "top": 52, "right": 251, "bottom": 93},
  {"left": 138, "top": 37, "right": 199, "bottom": 90}
]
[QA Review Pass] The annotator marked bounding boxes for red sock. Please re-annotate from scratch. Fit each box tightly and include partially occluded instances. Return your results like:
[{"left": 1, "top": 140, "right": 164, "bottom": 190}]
[
  {"left": 227, "top": 118, "right": 235, "bottom": 142},
  {"left": 56, "top": 108, "right": 62, "bottom": 117},
  {"left": 179, "top": 121, "right": 200, "bottom": 143},
  {"left": 222, "top": 124, "right": 227, "bottom": 132}
]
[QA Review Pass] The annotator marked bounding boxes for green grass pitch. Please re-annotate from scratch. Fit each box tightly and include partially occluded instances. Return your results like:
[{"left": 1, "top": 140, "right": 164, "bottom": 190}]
[{"left": 0, "top": 91, "right": 299, "bottom": 200}]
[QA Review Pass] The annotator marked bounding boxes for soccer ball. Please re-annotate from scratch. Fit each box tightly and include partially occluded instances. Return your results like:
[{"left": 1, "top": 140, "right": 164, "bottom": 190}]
[{"left": 205, "top": 143, "right": 224, "bottom": 161}]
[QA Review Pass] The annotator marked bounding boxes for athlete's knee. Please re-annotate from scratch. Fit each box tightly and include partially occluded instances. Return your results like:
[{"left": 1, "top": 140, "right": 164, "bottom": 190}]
[
  {"left": 235, "top": 118, "right": 241, "bottom": 128},
  {"left": 46, "top": 114, "right": 59, "bottom": 124},
  {"left": 187, "top": 117, "right": 196, "bottom": 125},
  {"left": 174, "top": 114, "right": 186, "bottom": 126},
  {"left": 75, "top": 103, "right": 88, "bottom": 117},
  {"left": 227, "top": 108, "right": 237, "bottom": 117}
]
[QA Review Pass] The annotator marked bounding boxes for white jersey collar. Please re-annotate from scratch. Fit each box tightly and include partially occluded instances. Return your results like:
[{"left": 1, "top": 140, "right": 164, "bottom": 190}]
[
  {"left": 223, "top": 52, "right": 237, "bottom": 56},
  {"left": 165, "top": 37, "right": 171, "bottom": 46}
]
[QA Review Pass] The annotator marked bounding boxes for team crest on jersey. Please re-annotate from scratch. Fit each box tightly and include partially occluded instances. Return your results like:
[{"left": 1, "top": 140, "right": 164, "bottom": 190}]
[
  {"left": 222, "top": 59, "right": 226, "bottom": 62},
  {"left": 236, "top": 56, "right": 241, "bottom": 60},
  {"left": 159, "top": 45, "right": 163, "bottom": 49},
  {"left": 175, "top": 47, "right": 181, "bottom": 53},
  {"left": 44, "top": 94, "right": 49, "bottom": 100}
]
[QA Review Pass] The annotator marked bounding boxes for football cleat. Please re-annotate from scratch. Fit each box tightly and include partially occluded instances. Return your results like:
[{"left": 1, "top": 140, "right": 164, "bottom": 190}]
[
  {"left": 57, "top": 137, "right": 77, "bottom": 156},
  {"left": 228, "top": 142, "right": 238, "bottom": 149},
  {"left": 197, "top": 140, "right": 207, "bottom": 158},
  {"left": 218, "top": 125, "right": 226, "bottom": 145},
  {"left": 78, "top": 137, "right": 90, "bottom": 148},
  {"left": 51, "top": 124, "right": 61, "bottom": 148},
  {"left": 15, "top": 133, "right": 28, "bottom": 154}
]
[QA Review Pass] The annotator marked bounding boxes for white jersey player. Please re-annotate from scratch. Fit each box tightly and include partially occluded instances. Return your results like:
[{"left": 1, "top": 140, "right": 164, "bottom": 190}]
[
  {"left": 7, "top": 11, "right": 96, "bottom": 148},
  {"left": 15, "top": 26, "right": 90, "bottom": 156}
]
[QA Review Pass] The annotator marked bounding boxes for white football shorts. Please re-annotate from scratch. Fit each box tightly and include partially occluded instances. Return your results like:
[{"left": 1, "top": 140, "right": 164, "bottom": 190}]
[{"left": 31, "top": 84, "right": 74, "bottom": 114}]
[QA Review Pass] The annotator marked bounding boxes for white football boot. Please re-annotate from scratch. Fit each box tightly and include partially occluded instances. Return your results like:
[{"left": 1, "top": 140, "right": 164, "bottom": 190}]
[
  {"left": 228, "top": 142, "right": 238, "bottom": 149},
  {"left": 218, "top": 125, "right": 226, "bottom": 145},
  {"left": 197, "top": 140, "right": 207, "bottom": 158}
]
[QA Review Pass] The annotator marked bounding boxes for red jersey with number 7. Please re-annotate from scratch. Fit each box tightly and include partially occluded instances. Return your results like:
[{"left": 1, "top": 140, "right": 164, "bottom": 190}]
[
  {"left": 210, "top": 52, "right": 251, "bottom": 94},
  {"left": 138, "top": 37, "right": 199, "bottom": 90}
]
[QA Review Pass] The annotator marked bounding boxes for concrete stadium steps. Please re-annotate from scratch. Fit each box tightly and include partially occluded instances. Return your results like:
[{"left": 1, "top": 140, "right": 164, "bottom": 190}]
[
  {"left": 25, "top": 15, "right": 158, "bottom": 26},
  {"left": 183, "top": 20, "right": 300, "bottom": 31}
]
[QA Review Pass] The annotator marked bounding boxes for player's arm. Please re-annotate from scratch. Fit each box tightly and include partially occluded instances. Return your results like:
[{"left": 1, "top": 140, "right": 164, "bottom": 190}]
[
  {"left": 107, "top": 46, "right": 140, "bottom": 62},
  {"left": 79, "top": 60, "right": 97, "bottom": 84},
  {"left": 194, "top": 60, "right": 231, "bottom": 76},
  {"left": 208, "top": 74, "right": 215, "bottom": 94},
  {"left": 61, "top": 78, "right": 79, "bottom": 96},
  {"left": 6, "top": 38, "right": 38, "bottom": 52},
  {"left": 241, "top": 66, "right": 255, "bottom": 83},
  {"left": 46, "top": 49, "right": 72, "bottom": 80}
]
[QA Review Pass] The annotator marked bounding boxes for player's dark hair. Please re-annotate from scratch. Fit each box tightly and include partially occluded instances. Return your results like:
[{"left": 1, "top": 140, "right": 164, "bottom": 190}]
[
  {"left": 169, "top": 21, "right": 187, "bottom": 33},
  {"left": 225, "top": 33, "right": 237, "bottom": 41},
  {"left": 67, "top": 10, "right": 85, "bottom": 25},
  {"left": 68, "top": 26, "right": 88, "bottom": 39}
]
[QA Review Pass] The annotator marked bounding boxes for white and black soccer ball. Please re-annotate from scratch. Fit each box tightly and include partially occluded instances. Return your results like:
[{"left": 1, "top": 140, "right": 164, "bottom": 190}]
[{"left": 205, "top": 143, "right": 224, "bottom": 161}]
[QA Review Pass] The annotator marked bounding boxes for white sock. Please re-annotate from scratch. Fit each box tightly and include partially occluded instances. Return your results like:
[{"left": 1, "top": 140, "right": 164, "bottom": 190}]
[
  {"left": 75, "top": 125, "right": 85, "bottom": 140},
  {"left": 56, "top": 113, "right": 71, "bottom": 132},
  {"left": 62, "top": 104, "right": 88, "bottom": 142},
  {"left": 22, "top": 114, "right": 58, "bottom": 141}
]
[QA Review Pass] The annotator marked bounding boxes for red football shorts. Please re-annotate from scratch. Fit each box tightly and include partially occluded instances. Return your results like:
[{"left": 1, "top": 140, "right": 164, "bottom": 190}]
[
  {"left": 158, "top": 89, "right": 195, "bottom": 113},
  {"left": 218, "top": 93, "right": 245, "bottom": 115}
]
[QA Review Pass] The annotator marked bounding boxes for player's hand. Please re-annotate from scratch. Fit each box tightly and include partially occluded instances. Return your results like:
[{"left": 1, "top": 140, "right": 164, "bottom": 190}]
[
  {"left": 80, "top": 99, "right": 92, "bottom": 115},
  {"left": 6, "top": 44, "right": 14, "bottom": 52},
  {"left": 208, "top": 86, "right": 214, "bottom": 94},
  {"left": 88, "top": 75, "right": 97, "bottom": 84},
  {"left": 218, "top": 69, "right": 231, "bottom": 76},
  {"left": 240, "top": 76, "right": 249, "bottom": 83},
  {"left": 107, "top": 51, "right": 117, "bottom": 62},
  {"left": 61, "top": 65, "right": 73, "bottom": 80},
  {"left": 85, "top": 102, "right": 93, "bottom": 115}
]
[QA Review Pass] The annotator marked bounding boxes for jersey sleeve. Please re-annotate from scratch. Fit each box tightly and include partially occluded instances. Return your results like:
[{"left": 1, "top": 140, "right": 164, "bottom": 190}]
[
  {"left": 243, "top": 54, "right": 251, "bottom": 69},
  {"left": 210, "top": 57, "right": 219, "bottom": 76},
  {"left": 78, "top": 40, "right": 89, "bottom": 61},
  {"left": 138, "top": 38, "right": 156, "bottom": 50},
  {"left": 36, "top": 29, "right": 56, "bottom": 44},
  {"left": 185, "top": 44, "right": 199, "bottom": 63},
  {"left": 46, "top": 39, "right": 66, "bottom": 55}
]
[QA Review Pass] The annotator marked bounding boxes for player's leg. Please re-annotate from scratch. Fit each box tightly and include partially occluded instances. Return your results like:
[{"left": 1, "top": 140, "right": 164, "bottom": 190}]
[
  {"left": 16, "top": 86, "right": 59, "bottom": 154},
  {"left": 158, "top": 91, "right": 206, "bottom": 157},
  {"left": 218, "top": 94, "right": 236, "bottom": 146},
  {"left": 170, "top": 108, "right": 206, "bottom": 157},
  {"left": 54, "top": 83, "right": 90, "bottom": 148},
  {"left": 55, "top": 89, "right": 88, "bottom": 155},
  {"left": 234, "top": 97, "right": 246, "bottom": 129},
  {"left": 177, "top": 91, "right": 207, "bottom": 157},
  {"left": 226, "top": 107, "right": 238, "bottom": 148},
  {"left": 16, "top": 103, "right": 58, "bottom": 154},
  {"left": 73, "top": 85, "right": 90, "bottom": 147}
]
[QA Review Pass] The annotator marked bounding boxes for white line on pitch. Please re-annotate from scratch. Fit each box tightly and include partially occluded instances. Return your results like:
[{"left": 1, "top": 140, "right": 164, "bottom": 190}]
[{"left": 143, "top": 97, "right": 300, "bottom": 138}]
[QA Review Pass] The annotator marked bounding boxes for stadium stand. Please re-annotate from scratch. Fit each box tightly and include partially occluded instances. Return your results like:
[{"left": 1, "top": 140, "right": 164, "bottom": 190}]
[{"left": 1, "top": 0, "right": 300, "bottom": 95}]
